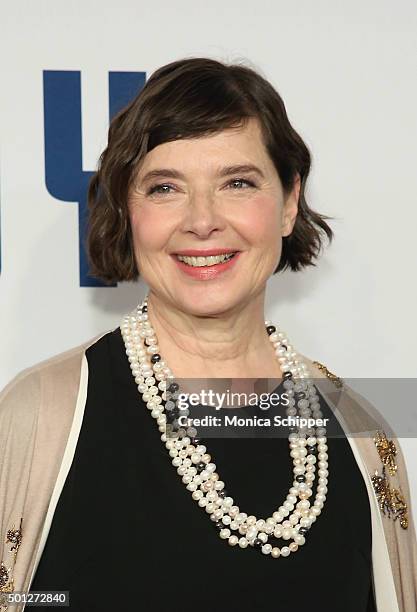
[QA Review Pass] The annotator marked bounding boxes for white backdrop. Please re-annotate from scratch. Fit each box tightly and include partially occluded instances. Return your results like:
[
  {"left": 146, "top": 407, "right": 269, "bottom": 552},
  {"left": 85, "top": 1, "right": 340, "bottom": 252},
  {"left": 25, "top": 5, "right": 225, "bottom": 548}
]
[{"left": 1, "top": 0, "right": 416, "bottom": 525}]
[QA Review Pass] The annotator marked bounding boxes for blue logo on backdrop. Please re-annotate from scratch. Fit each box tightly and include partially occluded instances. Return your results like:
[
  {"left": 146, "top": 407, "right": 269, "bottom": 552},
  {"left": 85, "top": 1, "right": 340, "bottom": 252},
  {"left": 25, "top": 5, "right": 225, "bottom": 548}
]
[{"left": 43, "top": 70, "right": 146, "bottom": 287}]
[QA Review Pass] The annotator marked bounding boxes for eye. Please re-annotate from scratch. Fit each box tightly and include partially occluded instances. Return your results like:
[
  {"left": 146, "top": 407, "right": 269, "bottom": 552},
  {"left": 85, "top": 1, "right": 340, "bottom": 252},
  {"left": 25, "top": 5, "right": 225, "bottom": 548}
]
[
  {"left": 227, "top": 178, "right": 256, "bottom": 190},
  {"left": 146, "top": 183, "right": 175, "bottom": 196},
  {"left": 146, "top": 177, "right": 257, "bottom": 197}
]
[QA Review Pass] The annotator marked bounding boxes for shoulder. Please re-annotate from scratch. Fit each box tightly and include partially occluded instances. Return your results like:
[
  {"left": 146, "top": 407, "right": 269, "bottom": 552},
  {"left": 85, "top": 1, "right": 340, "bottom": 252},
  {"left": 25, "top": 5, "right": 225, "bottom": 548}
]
[
  {"left": 299, "top": 353, "right": 401, "bottom": 443},
  {"left": 0, "top": 329, "right": 117, "bottom": 423}
]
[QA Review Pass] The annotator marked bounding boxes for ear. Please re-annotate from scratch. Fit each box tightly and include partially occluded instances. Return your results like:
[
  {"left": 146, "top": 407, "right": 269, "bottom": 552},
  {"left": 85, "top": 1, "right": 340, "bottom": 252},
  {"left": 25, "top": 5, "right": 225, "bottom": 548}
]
[{"left": 281, "top": 173, "right": 301, "bottom": 238}]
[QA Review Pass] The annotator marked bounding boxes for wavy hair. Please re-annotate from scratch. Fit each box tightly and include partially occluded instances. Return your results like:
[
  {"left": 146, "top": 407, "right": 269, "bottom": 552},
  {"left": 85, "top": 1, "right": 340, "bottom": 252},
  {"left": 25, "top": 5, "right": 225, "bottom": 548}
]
[{"left": 86, "top": 57, "right": 333, "bottom": 284}]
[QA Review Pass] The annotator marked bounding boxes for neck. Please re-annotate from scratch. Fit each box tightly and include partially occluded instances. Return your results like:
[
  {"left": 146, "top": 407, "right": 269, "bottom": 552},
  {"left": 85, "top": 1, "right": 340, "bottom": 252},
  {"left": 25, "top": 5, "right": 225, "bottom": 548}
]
[{"left": 145, "top": 290, "right": 283, "bottom": 379}]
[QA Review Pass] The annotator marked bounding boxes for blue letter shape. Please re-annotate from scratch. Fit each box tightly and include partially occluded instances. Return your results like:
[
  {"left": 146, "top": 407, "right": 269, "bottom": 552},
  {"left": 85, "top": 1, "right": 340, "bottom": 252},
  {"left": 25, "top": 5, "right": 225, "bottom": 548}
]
[{"left": 43, "top": 70, "right": 146, "bottom": 286}]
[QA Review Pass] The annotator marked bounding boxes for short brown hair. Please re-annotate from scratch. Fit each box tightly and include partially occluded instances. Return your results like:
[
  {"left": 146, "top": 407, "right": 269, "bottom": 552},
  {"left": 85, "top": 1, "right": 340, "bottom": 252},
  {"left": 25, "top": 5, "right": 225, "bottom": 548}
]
[{"left": 86, "top": 57, "right": 333, "bottom": 284}]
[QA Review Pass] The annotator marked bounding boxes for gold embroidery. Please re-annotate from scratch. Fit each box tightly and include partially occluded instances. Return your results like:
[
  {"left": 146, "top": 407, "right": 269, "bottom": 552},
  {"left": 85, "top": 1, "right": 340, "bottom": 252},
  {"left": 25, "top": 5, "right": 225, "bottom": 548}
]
[
  {"left": 312, "top": 361, "right": 343, "bottom": 388},
  {"left": 0, "top": 563, "right": 11, "bottom": 590},
  {"left": 0, "top": 517, "right": 23, "bottom": 610},
  {"left": 374, "top": 430, "right": 398, "bottom": 476},
  {"left": 371, "top": 467, "right": 408, "bottom": 529}
]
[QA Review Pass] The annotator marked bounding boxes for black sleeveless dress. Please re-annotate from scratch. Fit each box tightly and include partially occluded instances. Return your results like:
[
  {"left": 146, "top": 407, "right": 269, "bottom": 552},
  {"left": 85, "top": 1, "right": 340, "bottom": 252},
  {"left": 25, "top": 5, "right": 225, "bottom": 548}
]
[{"left": 30, "top": 328, "right": 377, "bottom": 611}]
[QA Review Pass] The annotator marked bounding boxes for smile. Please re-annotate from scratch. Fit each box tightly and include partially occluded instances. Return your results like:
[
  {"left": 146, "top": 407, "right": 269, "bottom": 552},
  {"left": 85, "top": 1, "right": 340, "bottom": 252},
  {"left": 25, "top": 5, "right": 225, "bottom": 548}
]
[
  {"left": 176, "top": 253, "right": 238, "bottom": 267},
  {"left": 171, "top": 251, "right": 242, "bottom": 280}
]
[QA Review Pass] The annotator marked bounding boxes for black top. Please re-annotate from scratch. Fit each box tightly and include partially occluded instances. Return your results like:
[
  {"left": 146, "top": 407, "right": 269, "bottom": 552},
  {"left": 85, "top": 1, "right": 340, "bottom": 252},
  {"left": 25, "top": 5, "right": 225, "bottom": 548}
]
[{"left": 31, "top": 328, "right": 377, "bottom": 611}]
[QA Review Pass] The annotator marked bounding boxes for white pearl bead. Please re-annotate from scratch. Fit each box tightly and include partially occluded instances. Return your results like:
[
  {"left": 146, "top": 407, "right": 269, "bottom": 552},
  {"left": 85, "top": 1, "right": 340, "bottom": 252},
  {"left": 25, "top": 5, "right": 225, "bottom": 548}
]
[
  {"left": 246, "top": 526, "right": 258, "bottom": 540},
  {"left": 236, "top": 512, "right": 248, "bottom": 523},
  {"left": 280, "top": 546, "right": 291, "bottom": 557},
  {"left": 282, "top": 528, "right": 292, "bottom": 540},
  {"left": 228, "top": 535, "right": 239, "bottom": 546},
  {"left": 262, "top": 544, "right": 272, "bottom": 555},
  {"left": 294, "top": 534, "right": 306, "bottom": 545},
  {"left": 238, "top": 538, "right": 248, "bottom": 548}
]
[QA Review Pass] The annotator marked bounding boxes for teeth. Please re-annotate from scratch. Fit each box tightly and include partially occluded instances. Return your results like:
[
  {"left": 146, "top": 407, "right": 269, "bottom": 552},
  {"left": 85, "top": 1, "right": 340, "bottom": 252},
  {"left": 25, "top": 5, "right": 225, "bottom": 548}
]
[{"left": 176, "top": 253, "right": 236, "bottom": 267}]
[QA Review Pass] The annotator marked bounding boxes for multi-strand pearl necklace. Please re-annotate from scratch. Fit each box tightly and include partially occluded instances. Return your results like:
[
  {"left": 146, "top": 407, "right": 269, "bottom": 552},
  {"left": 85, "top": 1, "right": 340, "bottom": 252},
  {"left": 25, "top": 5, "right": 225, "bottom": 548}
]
[{"left": 120, "top": 295, "right": 329, "bottom": 559}]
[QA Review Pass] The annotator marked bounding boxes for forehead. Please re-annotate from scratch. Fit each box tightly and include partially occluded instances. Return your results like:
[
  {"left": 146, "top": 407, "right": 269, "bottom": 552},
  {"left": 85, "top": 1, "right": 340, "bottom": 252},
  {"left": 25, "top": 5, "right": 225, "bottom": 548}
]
[{"left": 137, "top": 117, "right": 273, "bottom": 174}]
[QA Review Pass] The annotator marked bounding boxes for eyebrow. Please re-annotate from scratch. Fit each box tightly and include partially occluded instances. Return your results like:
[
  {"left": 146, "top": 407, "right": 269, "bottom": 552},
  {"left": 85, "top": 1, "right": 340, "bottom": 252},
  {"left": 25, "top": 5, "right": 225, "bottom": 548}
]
[{"left": 138, "top": 164, "right": 266, "bottom": 184}]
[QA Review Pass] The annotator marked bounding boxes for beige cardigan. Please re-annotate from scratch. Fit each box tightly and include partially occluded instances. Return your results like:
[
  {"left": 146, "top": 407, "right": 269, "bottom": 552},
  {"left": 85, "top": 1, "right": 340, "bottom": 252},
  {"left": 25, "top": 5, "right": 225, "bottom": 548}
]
[{"left": 0, "top": 330, "right": 416, "bottom": 611}]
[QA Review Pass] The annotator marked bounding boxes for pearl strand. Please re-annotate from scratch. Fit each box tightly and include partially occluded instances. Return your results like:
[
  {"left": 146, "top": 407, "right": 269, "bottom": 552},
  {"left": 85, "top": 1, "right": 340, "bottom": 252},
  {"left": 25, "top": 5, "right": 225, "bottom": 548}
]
[{"left": 120, "top": 296, "right": 329, "bottom": 558}]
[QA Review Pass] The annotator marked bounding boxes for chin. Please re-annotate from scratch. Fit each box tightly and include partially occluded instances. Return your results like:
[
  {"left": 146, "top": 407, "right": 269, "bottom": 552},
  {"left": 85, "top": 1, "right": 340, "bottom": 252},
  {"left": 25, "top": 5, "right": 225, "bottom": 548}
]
[{"left": 176, "top": 290, "right": 241, "bottom": 317}]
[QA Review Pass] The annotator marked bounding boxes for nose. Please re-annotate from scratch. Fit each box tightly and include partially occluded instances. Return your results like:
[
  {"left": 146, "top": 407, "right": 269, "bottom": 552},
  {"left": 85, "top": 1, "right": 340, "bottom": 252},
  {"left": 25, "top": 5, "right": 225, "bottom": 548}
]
[{"left": 181, "top": 189, "right": 226, "bottom": 237}]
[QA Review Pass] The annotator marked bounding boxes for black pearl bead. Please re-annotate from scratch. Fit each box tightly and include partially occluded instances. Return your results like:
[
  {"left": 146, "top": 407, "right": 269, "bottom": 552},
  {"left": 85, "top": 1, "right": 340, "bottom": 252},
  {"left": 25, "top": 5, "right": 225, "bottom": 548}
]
[
  {"left": 283, "top": 372, "right": 293, "bottom": 380},
  {"left": 168, "top": 382, "right": 179, "bottom": 393},
  {"left": 307, "top": 446, "right": 316, "bottom": 454},
  {"left": 141, "top": 305, "right": 148, "bottom": 313},
  {"left": 266, "top": 325, "right": 276, "bottom": 335},
  {"left": 253, "top": 538, "right": 263, "bottom": 548},
  {"left": 289, "top": 427, "right": 299, "bottom": 434},
  {"left": 295, "top": 475, "right": 306, "bottom": 482},
  {"left": 192, "top": 438, "right": 201, "bottom": 445},
  {"left": 196, "top": 462, "right": 206, "bottom": 473},
  {"left": 214, "top": 521, "right": 223, "bottom": 530},
  {"left": 218, "top": 490, "right": 227, "bottom": 498},
  {"left": 151, "top": 353, "right": 161, "bottom": 364},
  {"left": 281, "top": 344, "right": 287, "bottom": 350},
  {"left": 298, "top": 527, "right": 309, "bottom": 536}
]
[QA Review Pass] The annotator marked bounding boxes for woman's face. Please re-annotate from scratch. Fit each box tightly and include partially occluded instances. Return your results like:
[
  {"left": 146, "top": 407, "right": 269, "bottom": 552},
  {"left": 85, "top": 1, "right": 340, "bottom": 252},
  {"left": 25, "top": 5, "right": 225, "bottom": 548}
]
[{"left": 128, "top": 117, "right": 299, "bottom": 316}]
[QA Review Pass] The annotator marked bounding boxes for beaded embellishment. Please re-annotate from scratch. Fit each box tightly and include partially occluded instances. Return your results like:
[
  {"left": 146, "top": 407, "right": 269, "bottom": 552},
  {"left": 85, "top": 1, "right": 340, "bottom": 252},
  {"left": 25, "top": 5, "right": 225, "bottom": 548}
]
[
  {"left": 311, "top": 361, "right": 343, "bottom": 388},
  {"left": 374, "top": 430, "right": 398, "bottom": 476},
  {"left": 0, "top": 517, "right": 23, "bottom": 611},
  {"left": 371, "top": 431, "right": 408, "bottom": 529}
]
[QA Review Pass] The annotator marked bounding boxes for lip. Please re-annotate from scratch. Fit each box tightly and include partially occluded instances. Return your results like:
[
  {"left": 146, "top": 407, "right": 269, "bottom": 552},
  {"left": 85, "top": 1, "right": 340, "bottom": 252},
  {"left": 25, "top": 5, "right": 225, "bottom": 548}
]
[
  {"left": 172, "top": 248, "right": 240, "bottom": 256},
  {"left": 171, "top": 251, "right": 241, "bottom": 281}
]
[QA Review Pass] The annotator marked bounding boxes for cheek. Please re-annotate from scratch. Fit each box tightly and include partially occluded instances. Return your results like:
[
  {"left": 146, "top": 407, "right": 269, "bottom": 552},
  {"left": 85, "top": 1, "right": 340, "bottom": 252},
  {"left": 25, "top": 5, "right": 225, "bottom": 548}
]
[
  {"left": 237, "top": 197, "right": 281, "bottom": 244},
  {"left": 129, "top": 207, "right": 174, "bottom": 254}
]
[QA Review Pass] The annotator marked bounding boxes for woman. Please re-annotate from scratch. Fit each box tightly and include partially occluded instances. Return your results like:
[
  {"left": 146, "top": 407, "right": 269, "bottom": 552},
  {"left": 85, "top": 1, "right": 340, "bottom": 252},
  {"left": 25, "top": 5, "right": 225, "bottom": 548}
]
[{"left": 0, "top": 57, "right": 416, "bottom": 612}]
